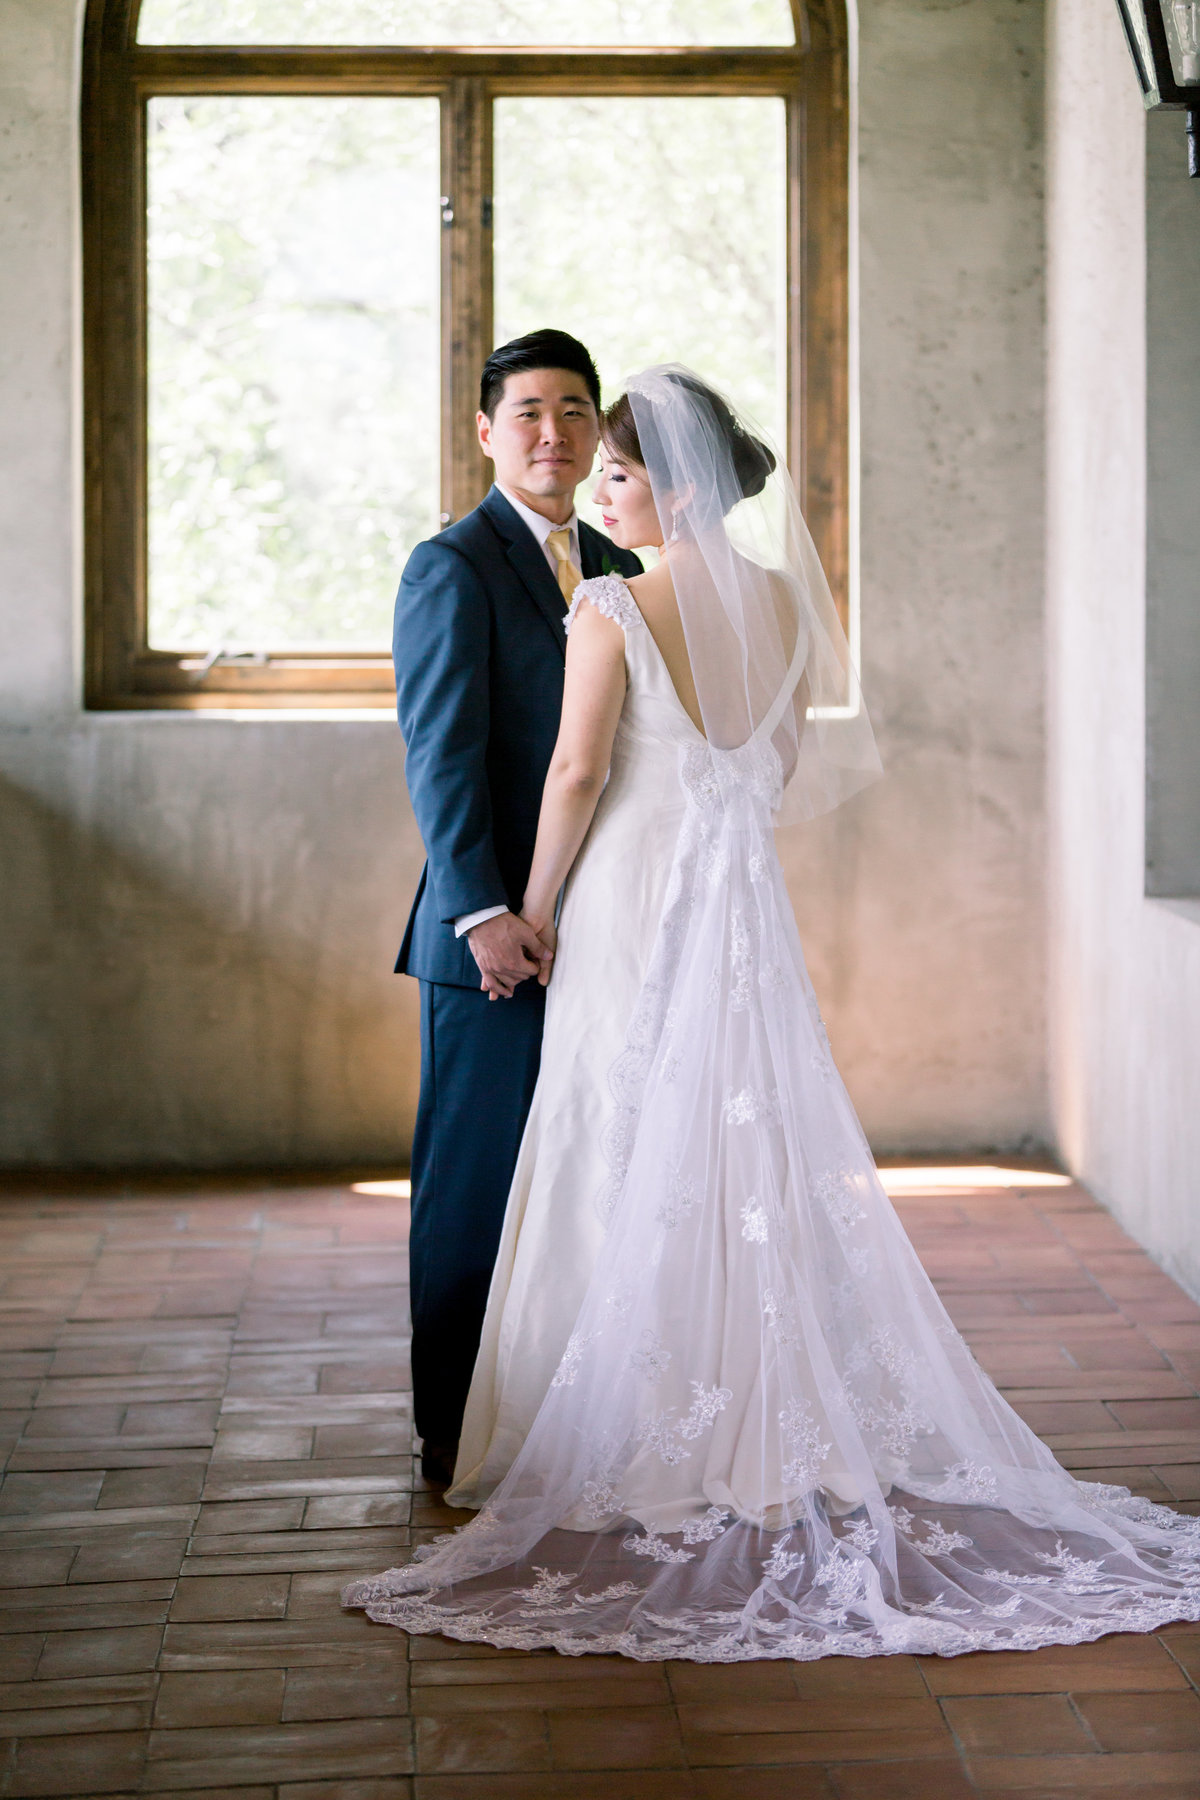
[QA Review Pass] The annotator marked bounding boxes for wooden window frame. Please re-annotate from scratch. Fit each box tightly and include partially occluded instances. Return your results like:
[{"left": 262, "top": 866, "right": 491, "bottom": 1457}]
[{"left": 82, "top": 1, "right": 848, "bottom": 709}]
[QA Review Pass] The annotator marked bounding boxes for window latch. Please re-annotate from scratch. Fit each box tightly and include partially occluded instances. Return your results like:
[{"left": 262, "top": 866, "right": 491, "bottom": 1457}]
[{"left": 190, "top": 646, "right": 269, "bottom": 683}]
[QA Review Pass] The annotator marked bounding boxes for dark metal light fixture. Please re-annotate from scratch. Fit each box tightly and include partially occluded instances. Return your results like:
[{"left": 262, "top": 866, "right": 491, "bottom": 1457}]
[{"left": 1116, "top": 1, "right": 1200, "bottom": 172}]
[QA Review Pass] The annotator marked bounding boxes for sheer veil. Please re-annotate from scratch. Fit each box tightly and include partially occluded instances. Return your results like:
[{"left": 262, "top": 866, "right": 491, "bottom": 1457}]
[
  {"left": 343, "top": 370, "right": 1200, "bottom": 1663},
  {"left": 623, "top": 365, "right": 880, "bottom": 825}
]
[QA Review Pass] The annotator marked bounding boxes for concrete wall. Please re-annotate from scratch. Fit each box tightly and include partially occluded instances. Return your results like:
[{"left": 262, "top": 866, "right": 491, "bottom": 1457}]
[
  {"left": 0, "top": 0, "right": 1049, "bottom": 1167},
  {"left": 806, "top": 0, "right": 1047, "bottom": 1149},
  {"left": 1046, "top": 0, "right": 1200, "bottom": 1299}
]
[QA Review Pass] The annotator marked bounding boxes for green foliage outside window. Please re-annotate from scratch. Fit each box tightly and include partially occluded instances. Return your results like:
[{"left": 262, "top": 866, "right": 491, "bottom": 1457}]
[
  {"left": 138, "top": 0, "right": 793, "bottom": 46},
  {"left": 147, "top": 97, "right": 440, "bottom": 650},
  {"left": 147, "top": 92, "right": 785, "bottom": 651}
]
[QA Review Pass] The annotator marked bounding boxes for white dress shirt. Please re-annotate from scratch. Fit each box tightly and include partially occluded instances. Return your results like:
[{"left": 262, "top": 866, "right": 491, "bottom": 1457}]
[
  {"left": 453, "top": 487, "right": 581, "bottom": 940},
  {"left": 496, "top": 484, "right": 581, "bottom": 576}
]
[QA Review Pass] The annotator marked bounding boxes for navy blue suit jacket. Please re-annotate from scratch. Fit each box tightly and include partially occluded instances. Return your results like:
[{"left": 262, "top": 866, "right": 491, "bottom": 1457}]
[{"left": 394, "top": 486, "right": 642, "bottom": 988}]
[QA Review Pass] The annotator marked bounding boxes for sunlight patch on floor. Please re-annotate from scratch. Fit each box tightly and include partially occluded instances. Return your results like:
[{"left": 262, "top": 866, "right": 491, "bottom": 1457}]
[
  {"left": 879, "top": 1165, "right": 1072, "bottom": 1193},
  {"left": 349, "top": 1171, "right": 1070, "bottom": 1201}
]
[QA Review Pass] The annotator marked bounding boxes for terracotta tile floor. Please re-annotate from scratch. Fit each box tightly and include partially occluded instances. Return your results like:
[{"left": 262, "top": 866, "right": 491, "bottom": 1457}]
[{"left": 1, "top": 1167, "right": 1200, "bottom": 1798}]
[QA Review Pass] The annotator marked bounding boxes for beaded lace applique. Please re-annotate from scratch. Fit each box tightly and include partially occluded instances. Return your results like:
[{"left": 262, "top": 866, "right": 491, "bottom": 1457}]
[{"left": 566, "top": 575, "right": 642, "bottom": 633}]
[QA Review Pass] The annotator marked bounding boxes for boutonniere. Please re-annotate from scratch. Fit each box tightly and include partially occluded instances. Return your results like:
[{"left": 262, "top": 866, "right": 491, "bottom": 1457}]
[{"left": 601, "top": 553, "right": 617, "bottom": 576}]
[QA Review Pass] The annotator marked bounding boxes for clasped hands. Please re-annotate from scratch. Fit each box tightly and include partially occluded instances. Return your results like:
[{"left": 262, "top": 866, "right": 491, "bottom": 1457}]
[{"left": 468, "top": 909, "right": 557, "bottom": 1001}]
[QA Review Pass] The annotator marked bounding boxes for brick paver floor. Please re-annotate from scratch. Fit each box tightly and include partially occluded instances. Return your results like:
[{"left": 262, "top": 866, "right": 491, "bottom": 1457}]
[{"left": 1, "top": 1166, "right": 1199, "bottom": 1798}]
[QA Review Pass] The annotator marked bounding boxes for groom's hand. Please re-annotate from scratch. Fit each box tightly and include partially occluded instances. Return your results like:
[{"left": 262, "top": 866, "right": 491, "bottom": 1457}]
[{"left": 467, "top": 911, "right": 552, "bottom": 1000}]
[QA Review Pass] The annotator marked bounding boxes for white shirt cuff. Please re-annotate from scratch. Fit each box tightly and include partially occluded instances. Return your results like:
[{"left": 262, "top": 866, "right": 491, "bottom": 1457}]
[{"left": 454, "top": 904, "right": 509, "bottom": 938}]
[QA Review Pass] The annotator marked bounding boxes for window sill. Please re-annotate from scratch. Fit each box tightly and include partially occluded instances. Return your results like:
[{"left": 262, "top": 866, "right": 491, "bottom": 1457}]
[
  {"left": 85, "top": 705, "right": 397, "bottom": 723},
  {"left": 86, "top": 653, "right": 397, "bottom": 712},
  {"left": 1148, "top": 897, "right": 1200, "bottom": 928}
]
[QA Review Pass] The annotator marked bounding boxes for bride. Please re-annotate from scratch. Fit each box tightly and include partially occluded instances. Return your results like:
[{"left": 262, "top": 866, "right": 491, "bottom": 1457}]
[{"left": 345, "top": 367, "right": 1200, "bottom": 1661}]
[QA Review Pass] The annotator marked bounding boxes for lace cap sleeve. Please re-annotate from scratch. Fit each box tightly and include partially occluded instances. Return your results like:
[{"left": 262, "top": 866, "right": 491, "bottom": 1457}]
[{"left": 565, "top": 575, "right": 642, "bottom": 635}]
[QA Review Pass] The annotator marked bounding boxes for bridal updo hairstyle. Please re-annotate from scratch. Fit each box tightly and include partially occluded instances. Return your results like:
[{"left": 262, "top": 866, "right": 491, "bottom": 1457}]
[{"left": 602, "top": 372, "right": 776, "bottom": 519}]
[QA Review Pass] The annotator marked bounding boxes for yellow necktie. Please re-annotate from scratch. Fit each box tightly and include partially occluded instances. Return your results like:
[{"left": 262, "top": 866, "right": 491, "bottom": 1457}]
[{"left": 546, "top": 528, "right": 582, "bottom": 608}]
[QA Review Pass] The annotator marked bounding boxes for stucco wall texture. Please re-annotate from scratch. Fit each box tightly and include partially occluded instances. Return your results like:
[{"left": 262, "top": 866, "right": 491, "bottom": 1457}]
[
  {"left": 0, "top": 0, "right": 1049, "bottom": 1168},
  {"left": 1046, "top": 0, "right": 1200, "bottom": 1302}
]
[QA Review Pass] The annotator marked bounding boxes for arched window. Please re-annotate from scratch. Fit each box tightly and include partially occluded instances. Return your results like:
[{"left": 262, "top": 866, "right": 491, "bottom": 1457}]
[{"left": 83, "top": 1, "right": 848, "bottom": 708}]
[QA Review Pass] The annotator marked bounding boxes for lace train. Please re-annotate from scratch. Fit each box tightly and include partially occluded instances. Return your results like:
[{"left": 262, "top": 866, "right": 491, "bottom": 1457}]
[{"left": 344, "top": 738, "right": 1200, "bottom": 1660}]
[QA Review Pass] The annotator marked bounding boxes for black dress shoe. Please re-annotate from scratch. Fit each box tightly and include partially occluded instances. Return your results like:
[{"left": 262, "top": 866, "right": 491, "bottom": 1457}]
[{"left": 420, "top": 1441, "right": 458, "bottom": 1487}]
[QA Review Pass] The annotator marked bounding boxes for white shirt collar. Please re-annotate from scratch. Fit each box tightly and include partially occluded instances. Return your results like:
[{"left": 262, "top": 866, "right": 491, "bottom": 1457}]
[{"left": 496, "top": 484, "right": 579, "bottom": 558}]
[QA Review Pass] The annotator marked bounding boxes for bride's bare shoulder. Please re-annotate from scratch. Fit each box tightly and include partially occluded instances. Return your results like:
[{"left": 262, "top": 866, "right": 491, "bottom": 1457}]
[{"left": 625, "top": 561, "right": 675, "bottom": 617}]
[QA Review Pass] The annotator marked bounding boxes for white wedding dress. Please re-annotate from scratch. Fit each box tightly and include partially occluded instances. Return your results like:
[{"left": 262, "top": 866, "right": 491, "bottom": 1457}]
[
  {"left": 344, "top": 572, "right": 1200, "bottom": 1662},
  {"left": 448, "top": 577, "right": 696, "bottom": 1509}
]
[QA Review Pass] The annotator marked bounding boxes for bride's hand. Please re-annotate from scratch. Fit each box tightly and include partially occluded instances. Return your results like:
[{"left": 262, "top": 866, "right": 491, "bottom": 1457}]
[{"left": 521, "top": 913, "right": 557, "bottom": 986}]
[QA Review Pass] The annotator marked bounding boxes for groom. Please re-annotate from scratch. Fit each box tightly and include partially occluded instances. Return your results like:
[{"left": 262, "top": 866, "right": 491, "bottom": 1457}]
[{"left": 393, "top": 328, "right": 641, "bottom": 1485}]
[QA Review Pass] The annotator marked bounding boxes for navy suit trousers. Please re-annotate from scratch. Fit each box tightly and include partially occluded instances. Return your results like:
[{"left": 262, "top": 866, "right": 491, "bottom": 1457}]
[{"left": 409, "top": 976, "right": 545, "bottom": 1448}]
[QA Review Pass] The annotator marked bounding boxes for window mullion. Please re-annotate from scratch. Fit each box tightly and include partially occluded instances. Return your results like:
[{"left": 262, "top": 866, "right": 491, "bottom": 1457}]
[
  {"left": 797, "top": 48, "right": 848, "bottom": 621},
  {"left": 440, "top": 77, "right": 493, "bottom": 525}
]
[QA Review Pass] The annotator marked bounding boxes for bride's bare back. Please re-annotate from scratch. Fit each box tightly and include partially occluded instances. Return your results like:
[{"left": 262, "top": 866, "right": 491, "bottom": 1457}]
[
  {"left": 629, "top": 557, "right": 805, "bottom": 750},
  {"left": 626, "top": 562, "right": 704, "bottom": 734}
]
